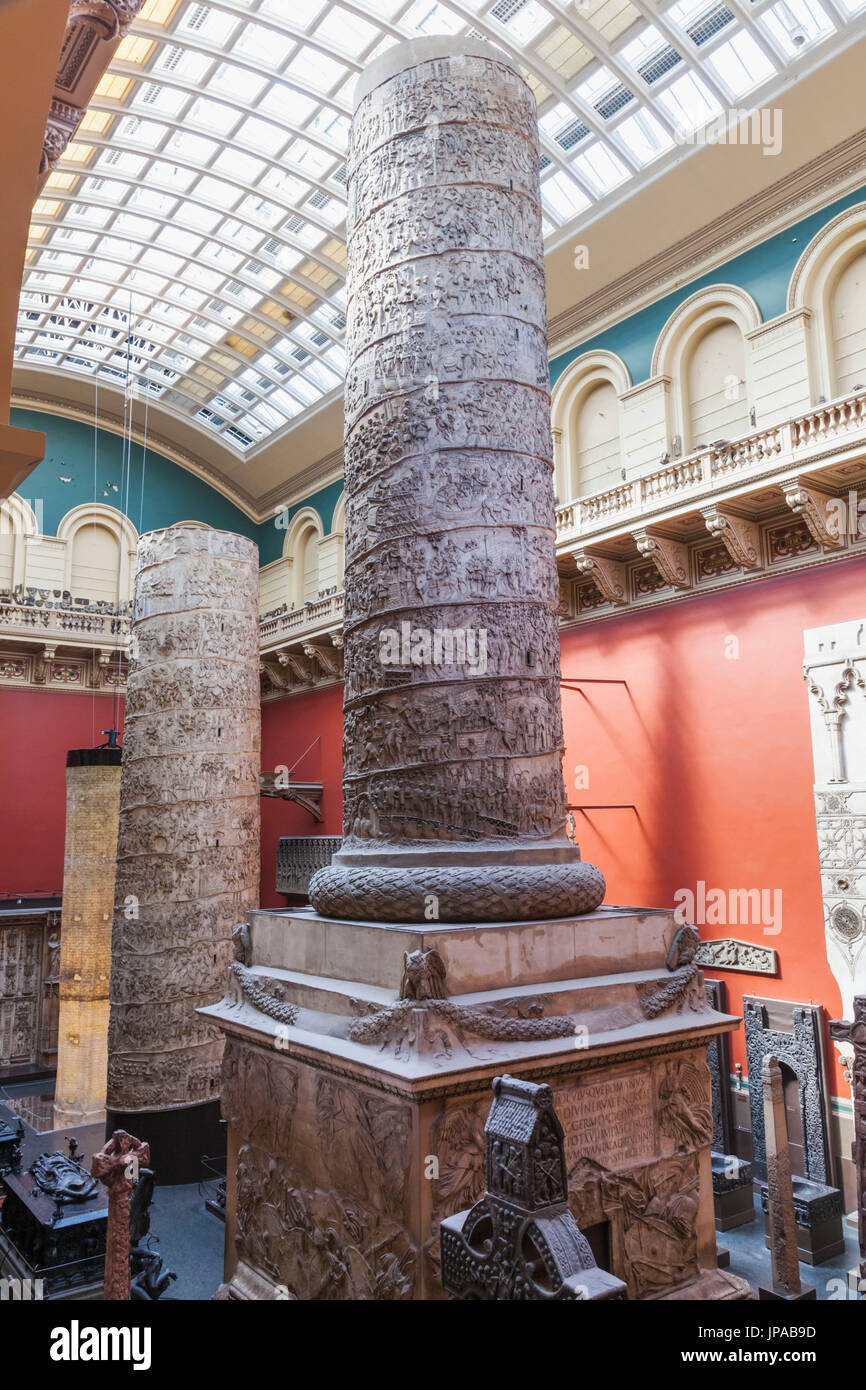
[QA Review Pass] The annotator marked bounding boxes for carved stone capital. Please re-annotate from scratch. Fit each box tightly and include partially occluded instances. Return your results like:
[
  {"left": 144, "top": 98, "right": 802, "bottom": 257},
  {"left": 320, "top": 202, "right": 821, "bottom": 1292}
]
[
  {"left": 701, "top": 508, "right": 762, "bottom": 570},
  {"left": 68, "top": 0, "right": 145, "bottom": 40},
  {"left": 632, "top": 531, "right": 690, "bottom": 589},
  {"left": 571, "top": 550, "right": 628, "bottom": 605},
  {"left": 41, "top": 99, "right": 83, "bottom": 175},
  {"left": 781, "top": 479, "right": 844, "bottom": 549}
]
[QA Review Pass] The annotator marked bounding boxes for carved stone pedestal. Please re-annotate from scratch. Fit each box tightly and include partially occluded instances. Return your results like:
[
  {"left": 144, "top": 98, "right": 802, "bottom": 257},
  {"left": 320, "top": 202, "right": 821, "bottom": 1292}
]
[
  {"left": 761, "top": 1177, "right": 846, "bottom": 1265},
  {"left": 204, "top": 904, "right": 753, "bottom": 1301},
  {"left": 712, "top": 1154, "right": 755, "bottom": 1231}
]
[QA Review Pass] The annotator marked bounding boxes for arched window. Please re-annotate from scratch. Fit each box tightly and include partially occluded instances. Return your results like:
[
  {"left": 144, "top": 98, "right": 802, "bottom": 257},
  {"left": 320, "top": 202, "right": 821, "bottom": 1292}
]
[
  {"left": 573, "top": 380, "right": 621, "bottom": 496},
  {"left": 0, "top": 495, "right": 39, "bottom": 594},
  {"left": 829, "top": 248, "right": 866, "bottom": 398},
  {"left": 550, "top": 351, "right": 630, "bottom": 503},
  {"left": 684, "top": 319, "right": 749, "bottom": 447}
]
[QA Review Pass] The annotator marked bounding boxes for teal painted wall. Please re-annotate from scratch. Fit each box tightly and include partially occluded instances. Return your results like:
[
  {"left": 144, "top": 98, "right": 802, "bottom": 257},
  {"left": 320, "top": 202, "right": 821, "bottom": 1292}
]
[
  {"left": 549, "top": 183, "right": 866, "bottom": 388},
  {"left": 10, "top": 408, "right": 345, "bottom": 568},
  {"left": 256, "top": 477, "right": 345, "bottom": 566},
  {"left": 11, "top": 408, "right": 259, "bottom": 545}
]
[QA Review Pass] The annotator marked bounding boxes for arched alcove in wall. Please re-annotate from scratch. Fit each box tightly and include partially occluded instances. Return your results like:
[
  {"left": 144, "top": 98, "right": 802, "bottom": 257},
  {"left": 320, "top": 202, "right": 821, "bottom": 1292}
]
[
  {"left": 56, "top": 504, "right": 139, "bottom": 604},
  {"left": 550, "top": 351, "right": 631, "bottom": 502},
  {"left": 652, "top": 286, "right": 760, "bottom": 452},
  {"left": 788, "top": 203, "right": 866, "bottom": 402},
  {"left": 0, "top": 495, "right": 40, "bottom": 593},
  {"left": 282, "top": 507, "right": 324, "bottom": 608}
]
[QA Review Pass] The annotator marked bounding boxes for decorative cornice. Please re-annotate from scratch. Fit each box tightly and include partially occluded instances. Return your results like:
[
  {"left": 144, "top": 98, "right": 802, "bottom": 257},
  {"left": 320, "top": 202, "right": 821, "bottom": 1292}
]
[
  {"left": 548, "top": 130, "right": 866, "bottom": 359},
  {"left": 257, "top": 447, "right": 345, "bottom": 518}
]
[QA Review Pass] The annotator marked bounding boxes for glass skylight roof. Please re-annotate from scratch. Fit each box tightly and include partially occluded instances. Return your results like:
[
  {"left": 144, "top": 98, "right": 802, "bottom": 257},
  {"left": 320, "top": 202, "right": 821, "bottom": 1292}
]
[{"left": 16, "top": 0, "right": 866, "bottom": 458}]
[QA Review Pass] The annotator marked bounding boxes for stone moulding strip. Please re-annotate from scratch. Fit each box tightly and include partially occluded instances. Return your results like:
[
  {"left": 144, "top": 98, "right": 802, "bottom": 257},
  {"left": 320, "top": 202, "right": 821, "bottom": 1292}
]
[{"left": 206, "top": 1007, "right": 740, "bottom": 1104}]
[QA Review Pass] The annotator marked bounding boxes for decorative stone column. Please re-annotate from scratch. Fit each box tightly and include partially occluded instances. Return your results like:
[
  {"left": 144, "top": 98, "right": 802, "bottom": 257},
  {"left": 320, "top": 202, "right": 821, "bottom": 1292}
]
[
  {"left": 54, "top": 744, "right": 121, "bottom": 1127},
  {"left": 106, "top": 526, "right": 260, "bottom": 1182},
  {"left": 309, "top": 36, "right": 604, "bottom": 924}
]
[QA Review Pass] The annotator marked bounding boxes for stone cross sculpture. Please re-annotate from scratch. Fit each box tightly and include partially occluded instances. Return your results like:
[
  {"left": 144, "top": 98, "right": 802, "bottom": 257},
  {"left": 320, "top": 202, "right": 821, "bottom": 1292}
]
[
  {"left": 440, "top": 1073, "right": 626, "bottom": 1299},
  {"left": 91, "top": 1129, "right": 150, "bottom": 1301},
  {"left": 308, "top": 36, "right": 604, "bottom": 924},
  {"left": 758, "top": 1056, "right": 815, "bottom": 1300},
  {"left": 829, "top": 995, "right": 866, "bottom": 1288}
]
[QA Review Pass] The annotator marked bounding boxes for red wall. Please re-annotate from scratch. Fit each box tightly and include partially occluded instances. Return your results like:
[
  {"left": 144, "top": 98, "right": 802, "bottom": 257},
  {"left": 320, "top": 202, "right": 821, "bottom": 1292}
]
[
  {"left": 0, "top": 689, "right": 123, "bottom": 897},
  {"left": 559, "top": 558, "right": 866, "bottom": 1095},
  {"left": 4, "top": 556, "right": 864, "bottom": 1094},
  {"left": 260, "top": 683, "right": 343, "bottom": 908}
]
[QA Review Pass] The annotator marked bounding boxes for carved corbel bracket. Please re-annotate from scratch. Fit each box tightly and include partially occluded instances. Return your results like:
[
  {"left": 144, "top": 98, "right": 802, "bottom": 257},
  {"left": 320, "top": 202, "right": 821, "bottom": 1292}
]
[
  {"left": 280, "top": 650, "right": 315, "bottom": 684},
  {"left": 701, "top": 507, "right": 762, "bottom": 570},
  {"left": 260, "top": 659, "right": 290, "bottom": 692},
  {"left": 570, "top": 550, "right": 628, "bottom": 605},
  {"left": 33, "top": 644, "right": 56, "bottom": 685},
  {"left": 781, "top": 480, "right": 844, "bottom": 550},
  {"left": 633, "top": 530, "right": 691, "bottom": 589},
  {"left": 302, "top": 642, "right": 343, "bottom": 678},
  {"left": 88, "top": 648, "right": 111, "bottom": 689}
]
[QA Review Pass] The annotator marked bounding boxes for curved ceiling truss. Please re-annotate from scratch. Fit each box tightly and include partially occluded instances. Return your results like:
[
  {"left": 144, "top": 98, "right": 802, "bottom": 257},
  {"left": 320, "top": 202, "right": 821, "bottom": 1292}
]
[{"left": 15, "top": 0, "right": 866, "bottom": 463}]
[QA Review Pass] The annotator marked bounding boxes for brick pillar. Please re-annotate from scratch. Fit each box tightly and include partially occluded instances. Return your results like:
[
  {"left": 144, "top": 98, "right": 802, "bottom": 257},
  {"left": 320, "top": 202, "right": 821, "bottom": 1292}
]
[{"left": 54, "top": 745, "right": 122, "bottom": 1127}]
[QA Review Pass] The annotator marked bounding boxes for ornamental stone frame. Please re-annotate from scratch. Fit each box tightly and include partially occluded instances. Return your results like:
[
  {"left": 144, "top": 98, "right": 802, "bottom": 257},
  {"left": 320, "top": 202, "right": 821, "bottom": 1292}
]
[{"left": 308, "top": 35, "right": 604, "bottom": 925}]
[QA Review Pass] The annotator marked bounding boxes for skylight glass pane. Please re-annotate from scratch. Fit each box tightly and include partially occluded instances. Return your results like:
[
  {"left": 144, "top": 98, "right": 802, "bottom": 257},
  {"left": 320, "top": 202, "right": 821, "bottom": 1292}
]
[
  {"left": 402, "top": 0, "right": 463, "bottom": 36},
  {"left": 572, "top": 142, "right": 630, "bottom": 195},
  {"left": 286, "top": 48, "right": 348, "bottom": 94},
  {"left": 656, "top": 70, "right": 722, "bottom": 134},
  {"left": 704, "top": 29, "right": 776, "bottom": 96},
  {"left": 234, "top": 22, "right": 296, "bottom": 68},
  {"left": 614, "top": 109, "right": 673, "bottom": 164},
  {"left": 759, "top": 0, "right": 834, "bottom": 56},
  {"left": 541, "top": 169, "right": 592, "bottom": 219},
  {"left": 314, "top": 7, "right": 379, "bottom": 57}
]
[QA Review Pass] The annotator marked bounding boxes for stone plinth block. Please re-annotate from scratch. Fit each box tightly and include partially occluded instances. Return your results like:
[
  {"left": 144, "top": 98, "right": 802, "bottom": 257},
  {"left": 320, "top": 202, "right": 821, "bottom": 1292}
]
[
  {"left": 107, "top": 526, "right": 260, "bottom": 1141},
  {"left": 309, "top": 36, "right": 603, "bottom": 924},
  {"left": 204, "top": 906, "right": 752, "bottom": 1300}
]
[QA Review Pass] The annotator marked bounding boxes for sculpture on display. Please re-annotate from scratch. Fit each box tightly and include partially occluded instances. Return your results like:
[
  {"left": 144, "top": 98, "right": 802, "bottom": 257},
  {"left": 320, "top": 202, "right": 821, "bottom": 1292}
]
[
  {"left": 205, "top": 37, "right": 751, "bottom": 1304},
  {"left": 829, "top": 994, "right": 866, "bottom": 1288},
  {"left": 106, "top": 525, "right": 261, "bottom": 1180},
  {"left": 91, "top": 1129, "right": 150, "bottom": 1301},
  {"left": 308, "top": 35, "right": 604, "bottom": 923},
  {"left": 30, "top": 1150, "right": 98, "bottom": 1203},
  {"left": 758, "top": 1056, "right": 815, "bottom": 1300},
  {"left": 441, "top": 1074, "right": 626, "bottom": 1299}
]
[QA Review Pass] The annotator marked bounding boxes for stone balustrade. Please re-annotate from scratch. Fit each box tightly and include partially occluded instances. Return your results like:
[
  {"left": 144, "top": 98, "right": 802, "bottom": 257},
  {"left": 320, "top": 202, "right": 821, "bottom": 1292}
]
[{"left": 555, "top": 387, "right": 866, "bottom": 544}]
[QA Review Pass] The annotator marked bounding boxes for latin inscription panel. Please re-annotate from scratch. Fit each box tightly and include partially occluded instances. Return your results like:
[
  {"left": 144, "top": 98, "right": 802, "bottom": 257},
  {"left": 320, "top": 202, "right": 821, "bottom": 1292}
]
[{"left": 556, "top": 1071, "right": 656, "bottom": 1170}]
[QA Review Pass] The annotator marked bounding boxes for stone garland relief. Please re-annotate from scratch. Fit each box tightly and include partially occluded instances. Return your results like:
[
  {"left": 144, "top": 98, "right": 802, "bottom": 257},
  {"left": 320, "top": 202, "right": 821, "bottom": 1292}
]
[{"left": 308, "top": 43, "right": 604, "bottom": 924}]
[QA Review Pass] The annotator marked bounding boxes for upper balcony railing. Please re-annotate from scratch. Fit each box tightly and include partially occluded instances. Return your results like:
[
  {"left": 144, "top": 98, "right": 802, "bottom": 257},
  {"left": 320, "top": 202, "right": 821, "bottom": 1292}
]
[
  {"left": 555, "top": 388, "right": 866, "bottom": 544},
  {"left": 0, "top": 599, "right": 129, "bottom": 645},
  {"left": 259, "top": 591, "right": 344, "bottom": 648}
]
